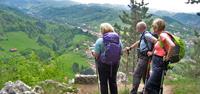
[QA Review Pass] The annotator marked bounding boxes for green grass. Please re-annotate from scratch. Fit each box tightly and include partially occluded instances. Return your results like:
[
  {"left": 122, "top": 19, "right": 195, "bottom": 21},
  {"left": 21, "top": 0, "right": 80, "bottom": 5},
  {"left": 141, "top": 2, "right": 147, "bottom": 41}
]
[
  {"left": 166, "top": 75, "right": 200, "bottom": 94},
  {"left": 0, "top": 32, "right": 43, "bottom": 51},
  {"left": 72, "top": 35, "right": 90, "bottom": 46},
  {"left": 56, "top": 52, "right": 90, "bottom": 78},
  {"left": 119, "top": 88, "right": 130, "bottom": 94}
]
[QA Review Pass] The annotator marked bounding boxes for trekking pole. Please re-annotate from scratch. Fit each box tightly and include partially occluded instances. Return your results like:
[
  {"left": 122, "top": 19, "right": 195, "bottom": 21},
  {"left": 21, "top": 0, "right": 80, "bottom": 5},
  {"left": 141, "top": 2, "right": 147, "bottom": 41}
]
[
  {"left": 95, "top": 61, "right": 101, "bottom": 94},
  {"left": 159, "top": 69, "right": 165, "bottom": 94},
  {"left": 159, "top": 61, "right": 169, "bottom": 94},
  {"left": 125, "top": 50, "right": 129, "bottom": 90},
  {"left": 90, "top": 46, "right": 101, "bottom": 94}
]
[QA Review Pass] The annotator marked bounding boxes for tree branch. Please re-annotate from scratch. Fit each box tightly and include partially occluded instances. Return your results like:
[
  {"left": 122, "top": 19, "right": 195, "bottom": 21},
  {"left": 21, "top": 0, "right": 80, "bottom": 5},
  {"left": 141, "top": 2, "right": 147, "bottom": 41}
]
[{"left": 185, "top": 0, "right": 200, "bottom": 4}]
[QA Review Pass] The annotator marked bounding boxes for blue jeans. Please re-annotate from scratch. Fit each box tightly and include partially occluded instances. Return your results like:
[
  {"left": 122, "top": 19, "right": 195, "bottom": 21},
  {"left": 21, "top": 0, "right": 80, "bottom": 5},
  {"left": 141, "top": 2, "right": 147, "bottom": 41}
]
[
  {"left": 145, "top": 55, "right": 166, "bottom": 94},
  {"left": 98, "top": 62, "right": 119, "bottom": 94}
]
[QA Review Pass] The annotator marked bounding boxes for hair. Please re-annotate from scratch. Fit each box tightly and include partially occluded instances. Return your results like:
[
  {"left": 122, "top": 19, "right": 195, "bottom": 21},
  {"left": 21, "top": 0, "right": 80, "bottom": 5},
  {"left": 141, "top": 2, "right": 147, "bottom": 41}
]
[
  {"left": 152, "top": 18, "right": 166, "bottom": 31},
  {"left": 136, "top": 21, "right": 147, "bottom": 31},
  {"left": 100, "top": 23, "right": 114, "bottom": 34}
]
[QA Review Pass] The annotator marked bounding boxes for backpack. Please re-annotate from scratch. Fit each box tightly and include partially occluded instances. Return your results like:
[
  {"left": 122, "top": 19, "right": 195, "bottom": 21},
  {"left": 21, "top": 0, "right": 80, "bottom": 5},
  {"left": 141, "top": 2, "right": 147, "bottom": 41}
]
[
  {"left": 138, "top": 31, "right": 158, "bottom": 56},
  {"left": 160, "top": 31, "right": 185, "bottom": 63},
  {"left": 99, "top": 32, "right": 121, "bottom": 65}
]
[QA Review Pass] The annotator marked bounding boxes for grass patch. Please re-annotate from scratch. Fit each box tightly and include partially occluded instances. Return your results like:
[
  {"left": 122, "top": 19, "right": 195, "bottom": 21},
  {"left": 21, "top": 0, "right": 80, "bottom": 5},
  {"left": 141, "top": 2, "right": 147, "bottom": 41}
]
[
  {"left": 0, "top": 32, "right": 43, "bottom": 51},
  {"left": 119, "top": 88, "right": 130, "bottom": 94},
  {"left": 166, "top": 75, "right": 200, "bottom": 94},
  {"left": 56, "top": 52, "right": 90, "bottom": 78}
]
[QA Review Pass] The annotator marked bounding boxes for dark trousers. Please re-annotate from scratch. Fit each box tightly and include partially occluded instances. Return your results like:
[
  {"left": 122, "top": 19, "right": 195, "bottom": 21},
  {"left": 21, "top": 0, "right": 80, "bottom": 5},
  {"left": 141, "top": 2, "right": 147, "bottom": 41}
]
[
  {"left": 98, "top": 62, "right": 119, "bottom": 94},
  {"left": 131, "top": 56, "right": 150, "bottom": 94},
  {"left": 145, "top": 55, "right": 165, "bottom": 94}
]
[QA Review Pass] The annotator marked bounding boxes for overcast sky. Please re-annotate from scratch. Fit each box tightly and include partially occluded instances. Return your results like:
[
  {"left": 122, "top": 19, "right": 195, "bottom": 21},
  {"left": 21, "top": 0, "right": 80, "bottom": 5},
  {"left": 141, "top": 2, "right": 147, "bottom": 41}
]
[{"left": 71, "top": 0, "right": 200, "bottom": 13}]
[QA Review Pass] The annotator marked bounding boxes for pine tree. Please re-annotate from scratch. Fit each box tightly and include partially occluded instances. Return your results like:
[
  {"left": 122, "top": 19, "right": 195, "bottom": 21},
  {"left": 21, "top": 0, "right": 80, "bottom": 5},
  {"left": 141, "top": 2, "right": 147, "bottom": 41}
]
[{"left": 116, "top": 0, "right": 152, "bottom": 72}]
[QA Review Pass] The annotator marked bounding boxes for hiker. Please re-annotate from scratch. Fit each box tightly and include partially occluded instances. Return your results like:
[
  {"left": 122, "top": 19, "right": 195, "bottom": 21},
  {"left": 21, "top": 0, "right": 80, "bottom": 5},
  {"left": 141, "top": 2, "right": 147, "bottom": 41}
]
[
  {"left": 145, "top": 18, "right": 175, "bottom": 94},
  {"left": 92, "top": 23, "right": 123, "bottom": 94},
  {"left": 125, "top": 21, "right": 157, "bottom": 94}
]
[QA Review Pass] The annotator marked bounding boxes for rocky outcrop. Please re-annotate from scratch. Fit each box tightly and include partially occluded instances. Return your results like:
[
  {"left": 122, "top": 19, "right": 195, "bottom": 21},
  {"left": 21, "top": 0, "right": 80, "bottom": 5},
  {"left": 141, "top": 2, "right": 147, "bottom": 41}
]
[
  {"left": 0, "top": 80, "right": 78, "bottom": 94},
  {"left": 0, "top": 80, "right": 43, "bottom": 94},
  {"left": 74, "top": 72, "right": 127, "bottom": 85},
  {"left": 117, "top": 72, "right": 128, "bottom": 84},
  {"left": 37, "top": 80, "right": 78, "bottom": 94},
  {"left": 74, "top": 74, "right": 98, "bottom": 84}
]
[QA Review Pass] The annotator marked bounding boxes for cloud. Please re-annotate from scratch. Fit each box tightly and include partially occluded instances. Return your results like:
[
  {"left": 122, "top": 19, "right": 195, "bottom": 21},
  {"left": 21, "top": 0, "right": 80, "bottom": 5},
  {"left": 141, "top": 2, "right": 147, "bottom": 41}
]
[
  {"left": 71, "top": 0, "right": 200, "bottom": 13},
  {"left": 147, "top": 0, "right": 200, "bottom": 13}
]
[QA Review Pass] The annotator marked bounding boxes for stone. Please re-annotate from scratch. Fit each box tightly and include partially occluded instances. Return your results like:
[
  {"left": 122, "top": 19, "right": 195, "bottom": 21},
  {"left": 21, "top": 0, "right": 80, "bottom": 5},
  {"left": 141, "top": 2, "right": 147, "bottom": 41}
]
[
  {"left": 117, "top": 72, "right": 128, "bottom": 84},
  {"left": 32, "top": 86, "right": 44, "bottom": 94},
  {"left": 74, "top": 74, "right": 98, "bottom": 84}
]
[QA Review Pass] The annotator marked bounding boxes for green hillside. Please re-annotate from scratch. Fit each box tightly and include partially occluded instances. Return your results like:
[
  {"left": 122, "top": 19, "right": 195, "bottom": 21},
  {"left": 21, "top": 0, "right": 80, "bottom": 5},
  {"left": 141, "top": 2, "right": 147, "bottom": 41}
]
[
  {"left": 152, "top": 10, "right": 200, "bottom": 30},
  {"left": 162, "top": 16, "right": 194, "bottom": 37},
  {"left": 173, "top": 13, "right": 200, "bottom": 29},
  {"left": 0, "top": 32, "right": 43, "bottom": 52},
  {"left": 0, "top": 1, "right": 199, "bottom": 94},
  {"left": 27, "top": 4, "right": 123, "bottom": 30},
  {"left": 0, "top": 0, "right": 77, "bottom": 10},
  {"left": 0, "top": 5, "right": 95, "bottom": 52},
  {"left": 0, "top": 5, "right": 92, "bottom": 87}
]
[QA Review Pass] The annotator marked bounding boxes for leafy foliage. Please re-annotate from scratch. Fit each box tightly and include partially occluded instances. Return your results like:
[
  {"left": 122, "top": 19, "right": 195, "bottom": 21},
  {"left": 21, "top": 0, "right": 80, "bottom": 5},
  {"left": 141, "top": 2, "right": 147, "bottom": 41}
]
[{"left": 0, "top": 51, "right": 89, "bottom": 88}]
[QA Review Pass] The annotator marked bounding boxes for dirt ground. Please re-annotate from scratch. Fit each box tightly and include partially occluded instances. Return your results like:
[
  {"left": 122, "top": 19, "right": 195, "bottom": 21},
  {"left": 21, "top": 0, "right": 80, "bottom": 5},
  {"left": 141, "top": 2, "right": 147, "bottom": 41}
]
[{"left": 76, "top": 83, "right": 174, "bottom": 94}]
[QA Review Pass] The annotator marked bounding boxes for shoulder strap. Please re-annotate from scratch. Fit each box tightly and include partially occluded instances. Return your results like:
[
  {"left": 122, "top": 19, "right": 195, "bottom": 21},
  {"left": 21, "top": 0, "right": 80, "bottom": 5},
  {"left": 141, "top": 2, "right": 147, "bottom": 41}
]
[
  {"left": 139, "top": 31, "right": 151, "bottom": 50},
  {"left": 138, "top": 31, "right": 146, "bottom": 48},
  {"left": 159, "top": 31, "right": 174, "bottom": 54},
  {"left": 143, "top": 31, "right": 150, "bottom": 50},
  {"left": 164, "top": 31, "right": 175, "bottom": 42}
]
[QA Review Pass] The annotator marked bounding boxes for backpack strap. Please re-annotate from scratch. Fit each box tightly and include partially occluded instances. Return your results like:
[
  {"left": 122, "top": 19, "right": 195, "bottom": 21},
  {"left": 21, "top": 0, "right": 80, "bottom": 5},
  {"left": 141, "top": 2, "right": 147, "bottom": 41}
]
[
  {"left": 159, "top": 31, "right": 174, "bottom": 55},
  {"left": 138, "top": 31, "right": 146, "bottom": 49},
  {"left": 138, "top": 31, "right": 150, "bottom": 51},
  {"left": 159, "top": 37, "right": 167, "bottom": 55},
  {"left": 143, "top": 31, "right": 151, "bottom": 51}
]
